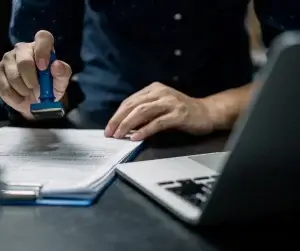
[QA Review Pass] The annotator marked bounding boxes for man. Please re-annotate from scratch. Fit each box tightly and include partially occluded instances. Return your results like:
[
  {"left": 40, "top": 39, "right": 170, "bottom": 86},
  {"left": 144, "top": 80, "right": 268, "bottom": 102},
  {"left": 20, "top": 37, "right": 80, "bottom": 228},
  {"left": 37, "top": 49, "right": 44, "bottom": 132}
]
[{"left": 0, "top": 0, "right": 295, "bottom": 140}]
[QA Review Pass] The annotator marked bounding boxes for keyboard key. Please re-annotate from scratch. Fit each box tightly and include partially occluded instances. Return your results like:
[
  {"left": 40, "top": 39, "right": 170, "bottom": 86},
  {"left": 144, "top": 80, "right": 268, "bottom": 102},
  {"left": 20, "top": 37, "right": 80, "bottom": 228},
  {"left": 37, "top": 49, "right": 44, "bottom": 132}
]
[
  {"left": 176, "top": 179, "right": 192, "bottom": 183},
  {"left": 194, "top": 177, "right": 209, "bottom": 181},
  {"left": 164, "top": 177, "right": 215, "bottom": 208},
  {"left": 176, "top": 180, "right": 200, "bottom": 193},
  {"left": 202, "top": 186, "right": 211, "bottom": 195},
  {"left": 157, "top": 181, "right": 174, "bottom": 186},
  {"left": 185, "top": 193, "right": 204, "bottom": 207},
  {"left": 206, "top": 181, "right": 215, "bottom": 189},
  {"left": 195, "top": 193, "right": 207, "bottom": 203},
  {"left": 167, "top": 186, "right": 183, "bottom": 196}
]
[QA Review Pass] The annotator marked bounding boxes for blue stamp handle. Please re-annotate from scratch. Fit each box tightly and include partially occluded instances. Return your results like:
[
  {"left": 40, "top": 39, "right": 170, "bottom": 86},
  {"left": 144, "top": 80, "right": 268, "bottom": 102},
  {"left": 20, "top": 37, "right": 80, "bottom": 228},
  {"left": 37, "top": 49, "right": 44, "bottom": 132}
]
[{"left": 38, "top": 51, "right": 56, "bottom": 103}]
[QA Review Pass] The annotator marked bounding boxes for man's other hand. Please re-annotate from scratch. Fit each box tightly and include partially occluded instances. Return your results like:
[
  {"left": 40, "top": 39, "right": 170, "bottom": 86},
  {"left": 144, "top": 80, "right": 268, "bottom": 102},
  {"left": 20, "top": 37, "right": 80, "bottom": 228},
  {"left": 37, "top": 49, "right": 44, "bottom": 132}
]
[{"left": 105, "top": 82, "right": 215, "bottom": 141}]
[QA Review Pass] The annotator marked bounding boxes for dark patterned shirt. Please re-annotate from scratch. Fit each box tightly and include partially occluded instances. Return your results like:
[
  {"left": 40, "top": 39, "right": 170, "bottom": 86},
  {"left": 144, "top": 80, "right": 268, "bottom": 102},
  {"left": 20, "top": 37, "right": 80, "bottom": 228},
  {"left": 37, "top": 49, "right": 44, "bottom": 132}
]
[
  {"left": 7, "top": 0, "right": 292, "bottom": 124},
  {"left": 254, "top": 0, "right": 300, "bottom": 46}
]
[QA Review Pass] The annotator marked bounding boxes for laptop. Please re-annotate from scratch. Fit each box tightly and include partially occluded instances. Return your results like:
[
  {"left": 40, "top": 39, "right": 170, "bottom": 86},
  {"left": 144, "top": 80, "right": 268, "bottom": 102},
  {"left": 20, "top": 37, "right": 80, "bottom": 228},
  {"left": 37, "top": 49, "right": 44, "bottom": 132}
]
[{"left": 116, "top": 31, "right": 300, "bottom": 226}]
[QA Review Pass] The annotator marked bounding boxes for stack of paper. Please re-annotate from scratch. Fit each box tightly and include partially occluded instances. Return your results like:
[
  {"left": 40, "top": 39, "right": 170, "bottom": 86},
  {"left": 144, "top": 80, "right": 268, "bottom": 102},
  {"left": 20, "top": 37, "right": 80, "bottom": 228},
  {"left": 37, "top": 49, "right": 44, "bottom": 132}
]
[{"left": 0, "top": 127, "right": 142, "bottom": 206}]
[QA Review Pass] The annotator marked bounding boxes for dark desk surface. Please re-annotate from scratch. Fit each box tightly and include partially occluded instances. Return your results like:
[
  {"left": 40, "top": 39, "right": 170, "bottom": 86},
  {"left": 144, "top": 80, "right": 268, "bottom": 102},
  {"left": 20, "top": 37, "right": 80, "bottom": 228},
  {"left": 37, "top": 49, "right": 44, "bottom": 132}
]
[{"left": 0, "top": 121, "right": 295, "bottom": 251}]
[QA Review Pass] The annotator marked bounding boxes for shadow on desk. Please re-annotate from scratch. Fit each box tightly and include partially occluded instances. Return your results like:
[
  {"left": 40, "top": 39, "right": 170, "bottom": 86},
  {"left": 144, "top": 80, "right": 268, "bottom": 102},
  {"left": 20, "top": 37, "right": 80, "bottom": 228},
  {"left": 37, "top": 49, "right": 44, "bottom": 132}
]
[
  {"left": 0, "top": 117, "right": 297, "bottom": 251},
  {"left": 134, "top": 131, "right": 229, "bottom": 161},
  {"left": 201, "top": 229, "right": 297, "bottom": 250}
]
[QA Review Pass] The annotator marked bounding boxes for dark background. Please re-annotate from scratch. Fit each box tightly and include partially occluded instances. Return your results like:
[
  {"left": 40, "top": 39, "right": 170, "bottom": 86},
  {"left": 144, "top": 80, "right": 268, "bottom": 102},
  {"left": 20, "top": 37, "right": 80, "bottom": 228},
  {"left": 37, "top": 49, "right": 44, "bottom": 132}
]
[
  {"left": 0, "top": 0, "right": 11, "bottom": 57},
  {"left": 0, "top": 0, "right": 11, "bottom": 119}
]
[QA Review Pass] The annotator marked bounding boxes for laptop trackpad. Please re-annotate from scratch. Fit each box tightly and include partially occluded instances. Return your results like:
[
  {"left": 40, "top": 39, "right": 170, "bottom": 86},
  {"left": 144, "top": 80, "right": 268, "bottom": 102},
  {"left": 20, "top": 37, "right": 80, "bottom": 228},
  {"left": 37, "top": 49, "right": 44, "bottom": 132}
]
[{"left": 189, "top": 152, "right": 229, "bottom": 172}]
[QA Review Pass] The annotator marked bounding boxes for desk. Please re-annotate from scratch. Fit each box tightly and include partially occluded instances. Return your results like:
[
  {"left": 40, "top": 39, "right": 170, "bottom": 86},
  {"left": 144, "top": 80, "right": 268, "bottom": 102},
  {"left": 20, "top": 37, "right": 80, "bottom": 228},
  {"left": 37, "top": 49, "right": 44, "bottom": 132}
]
[{"left": 0, "top": 120, "right": 295, "bottom": 251}]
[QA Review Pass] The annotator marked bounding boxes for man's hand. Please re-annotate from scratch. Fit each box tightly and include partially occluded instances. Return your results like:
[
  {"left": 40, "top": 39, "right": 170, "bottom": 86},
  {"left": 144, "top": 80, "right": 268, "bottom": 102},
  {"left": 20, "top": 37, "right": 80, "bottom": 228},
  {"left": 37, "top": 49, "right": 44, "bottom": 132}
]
[
  {"left": 104, "top": 82, "right": 214, "bottom": 141},
  {"left": 0, "top": 30, "right": 72, "bottom": 119}
]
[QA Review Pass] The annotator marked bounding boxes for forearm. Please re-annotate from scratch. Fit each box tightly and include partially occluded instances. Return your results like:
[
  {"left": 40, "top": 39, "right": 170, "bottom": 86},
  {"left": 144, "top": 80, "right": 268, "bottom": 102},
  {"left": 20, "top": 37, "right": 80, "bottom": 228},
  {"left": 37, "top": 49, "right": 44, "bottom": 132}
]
[{"left": 201, "top": 83, "right": 256, "bottom": 131}]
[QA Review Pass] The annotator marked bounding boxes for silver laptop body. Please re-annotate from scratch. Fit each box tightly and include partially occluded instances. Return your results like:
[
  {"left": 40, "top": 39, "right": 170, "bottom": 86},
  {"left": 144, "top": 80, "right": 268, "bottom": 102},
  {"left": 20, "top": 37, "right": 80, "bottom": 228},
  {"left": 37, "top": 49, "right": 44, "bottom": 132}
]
[{"left": 117, "top": 32, "right": 300, "bottom": 226}]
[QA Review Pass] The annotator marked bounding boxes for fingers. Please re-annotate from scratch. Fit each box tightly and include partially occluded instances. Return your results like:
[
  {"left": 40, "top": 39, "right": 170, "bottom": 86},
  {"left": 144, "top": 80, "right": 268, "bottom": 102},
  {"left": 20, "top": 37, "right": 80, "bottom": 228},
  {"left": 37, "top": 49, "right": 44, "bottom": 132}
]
[
  {"left": 130, "top": 112, "right": 179, "bottom": 141},
  {"left": 112, "top": 100, "right": 169, "bottom": 139},
  {"left": 34, "top": 30, "right": 54, "bottom": 70},
  {"left": 34, "top": 30, "right": 71, "bottom": 100},
  {"left": 105, "top": 92, "right": 158, "bottom": 137},
  {"left": 3, "top": 51, "right": 30, "bottom": 97},
  {"left": 2, "top": 43, "right": 39, "bottom": 102},
  {"left": 0, "top": 30, "right": 71, "bottom": 118},
  {"left": 105, "top": 82, "right": 190, "bottom": 140},
  {"left": 51, "top": 60, "right": 72, "bottom": 100},
  {"left": 15, "top": 42, "right": 39, "bottom": 90},
  {"left": 105, "top": 82, "right": 174, "bottom": 138},
  {"left": 0, "top": 63, "right": 24, "bottom": 111}
]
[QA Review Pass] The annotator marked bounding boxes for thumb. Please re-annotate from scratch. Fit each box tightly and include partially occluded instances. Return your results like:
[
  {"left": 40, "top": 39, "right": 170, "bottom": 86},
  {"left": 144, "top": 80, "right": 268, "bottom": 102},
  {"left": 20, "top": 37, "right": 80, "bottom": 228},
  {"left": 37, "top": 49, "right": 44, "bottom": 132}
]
[
  {"left": 34, "top": 30, "right": 54, "bottom": 70},
  {"left": 51, "top": 60, "right": 72, "bottom": 100}
]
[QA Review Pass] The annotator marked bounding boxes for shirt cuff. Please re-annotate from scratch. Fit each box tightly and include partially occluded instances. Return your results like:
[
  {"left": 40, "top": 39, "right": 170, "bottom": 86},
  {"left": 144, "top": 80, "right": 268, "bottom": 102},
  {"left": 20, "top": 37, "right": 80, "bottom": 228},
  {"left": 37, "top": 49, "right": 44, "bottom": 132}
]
[{"left": 0, "top": 99, "right": 28, "bottom": 125}]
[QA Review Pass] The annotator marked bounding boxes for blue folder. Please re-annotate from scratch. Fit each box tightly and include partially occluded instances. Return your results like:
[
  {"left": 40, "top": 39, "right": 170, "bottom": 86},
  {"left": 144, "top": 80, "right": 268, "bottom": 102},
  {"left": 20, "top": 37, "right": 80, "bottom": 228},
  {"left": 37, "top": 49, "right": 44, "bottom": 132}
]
[{"left": 0, "top": 144, "right": 143, "bottom": 207}]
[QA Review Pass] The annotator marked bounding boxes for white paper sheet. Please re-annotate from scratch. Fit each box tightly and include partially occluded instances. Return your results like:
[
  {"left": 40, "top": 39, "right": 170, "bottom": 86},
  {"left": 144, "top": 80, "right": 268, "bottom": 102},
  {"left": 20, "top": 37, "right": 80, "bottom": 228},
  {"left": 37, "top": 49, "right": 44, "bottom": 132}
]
[{"left": 0, "top": 127, "right": 142, "bottom": 194}]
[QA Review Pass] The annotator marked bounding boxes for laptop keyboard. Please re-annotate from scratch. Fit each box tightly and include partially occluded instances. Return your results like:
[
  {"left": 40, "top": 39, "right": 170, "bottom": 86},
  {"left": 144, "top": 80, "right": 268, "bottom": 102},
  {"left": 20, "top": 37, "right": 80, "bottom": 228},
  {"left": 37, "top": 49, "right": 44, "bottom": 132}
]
[{"left": 158, "top": 175, "right": 218, "bottom": 208}]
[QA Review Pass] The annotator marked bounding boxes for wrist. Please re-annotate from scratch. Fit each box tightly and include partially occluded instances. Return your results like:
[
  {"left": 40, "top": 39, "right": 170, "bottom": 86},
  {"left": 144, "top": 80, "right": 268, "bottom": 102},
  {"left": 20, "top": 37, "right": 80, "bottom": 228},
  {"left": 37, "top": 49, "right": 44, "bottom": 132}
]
[
  {"left": 200, "top": 84, "right": 255, "bottom": 132},
  {"left": 200, "top": 97, "right": 222, "bottom": 132},
  {"left": 200, "top": 94, "right": 236, "bottom": 132}
]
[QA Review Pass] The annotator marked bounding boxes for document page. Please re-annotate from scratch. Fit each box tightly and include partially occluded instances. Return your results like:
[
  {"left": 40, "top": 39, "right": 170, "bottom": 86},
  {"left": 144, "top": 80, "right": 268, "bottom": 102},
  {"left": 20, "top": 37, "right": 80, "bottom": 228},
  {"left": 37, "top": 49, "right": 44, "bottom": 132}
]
[{"left": 0, "top": 127, "right": 142, "bottom": 193}]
